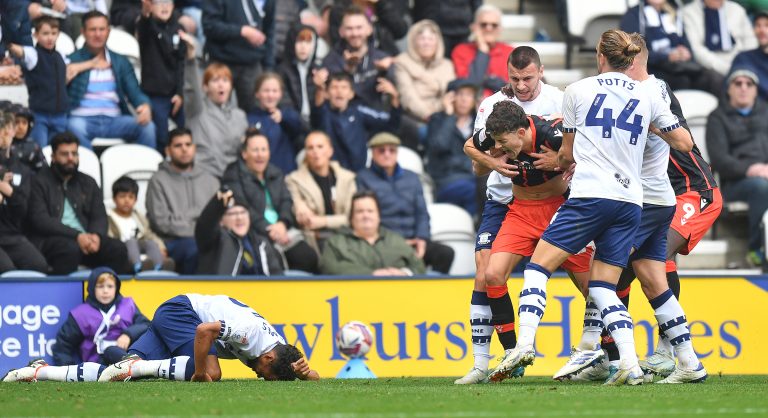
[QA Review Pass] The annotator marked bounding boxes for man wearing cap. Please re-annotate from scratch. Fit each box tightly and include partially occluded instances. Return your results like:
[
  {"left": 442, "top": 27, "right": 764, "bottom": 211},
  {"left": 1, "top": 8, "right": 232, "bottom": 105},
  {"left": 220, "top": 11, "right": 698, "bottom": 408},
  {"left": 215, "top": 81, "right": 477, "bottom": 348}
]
[
  {"left": 706, "top": 68, "right": 768, "bottom": 266},
  {"left": 732, "top": 11, "right": 768, "bottom": 101},
  {"left": 356, "top": 132, "right": 455, "bottom": 274}
]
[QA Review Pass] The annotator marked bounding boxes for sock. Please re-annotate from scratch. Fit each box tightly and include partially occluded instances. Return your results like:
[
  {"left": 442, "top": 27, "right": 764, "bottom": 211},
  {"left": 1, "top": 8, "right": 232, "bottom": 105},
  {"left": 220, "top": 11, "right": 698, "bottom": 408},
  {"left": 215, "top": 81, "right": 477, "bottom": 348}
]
[
  {"left": 517, "top": 263, "right": 551, "bottom": 348},
  {"left": 578, "top": 297, "right": 603, "bottom": 350},
  {"left": 665, "top": 262, "right": 681, "bottom": 300},
  {"left": 36, "top": 362, "right": 104, "bottom": 382},
  {"left": 656, "top": 333, "right": 673, "bottom": 354},
  {"left": 589, "top": 281, "right": 638, "bottom": 368},
  {"left": 650, "top": 289, "right": 698, "bottom": 369},
  {"left": 601, "top": 332, "right": 620, "bottom": 361},
  {"left": 486, "top": 285, "right": 517, "bottom": 350},
  {"left": 132, "top": 356, "right": 192, "bottom": 381},
  {"left": 617, "top": 285, "right": 631, "bottom": 309},
  {"left": 469, "top": 291, "right": 493, "bottom": 370}
]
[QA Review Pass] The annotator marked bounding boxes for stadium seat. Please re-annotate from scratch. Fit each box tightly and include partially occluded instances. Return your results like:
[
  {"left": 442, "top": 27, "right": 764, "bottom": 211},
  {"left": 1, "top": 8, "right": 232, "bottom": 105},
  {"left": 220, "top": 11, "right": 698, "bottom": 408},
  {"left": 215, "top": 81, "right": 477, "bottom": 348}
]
[
  {"left": 136, "top": 270, "right": 179, "bottom": 278},
  {"left": 673, "top": 89, "right": 719, "bottom": 164},
  {"left": 69, "top": 269, "right": 91, "bottom": 278},
  {"left": 42, "top": 145, "right": 102, "bottom": 187},
  {"left": 100, "top": 144, "right": 163, "bottom": 214},
  {"left": 0, "top": 270, "right": 46, "bottom": 278},
  {"left": 428, "top": 203, "right": 476, "bottom": 275},
  {"left": 0, "top": 85, "right": 29, "bottom": 107},
  {"left": 563, "top": 0, "right": 629, "bottom": 68}
]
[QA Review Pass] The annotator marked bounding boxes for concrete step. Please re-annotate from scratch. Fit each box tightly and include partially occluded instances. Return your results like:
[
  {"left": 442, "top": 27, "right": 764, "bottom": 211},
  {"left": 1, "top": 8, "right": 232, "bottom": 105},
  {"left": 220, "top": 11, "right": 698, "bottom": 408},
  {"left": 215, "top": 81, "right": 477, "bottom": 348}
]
[
  {"left": 677, "top": 240, "right": 729, "bottom": 269},
  {"left": 515, "top": 41, "right": 567, "bottom": 67},
  {"left": 501, "top": 14, "right": 535, "bottom": 42}
]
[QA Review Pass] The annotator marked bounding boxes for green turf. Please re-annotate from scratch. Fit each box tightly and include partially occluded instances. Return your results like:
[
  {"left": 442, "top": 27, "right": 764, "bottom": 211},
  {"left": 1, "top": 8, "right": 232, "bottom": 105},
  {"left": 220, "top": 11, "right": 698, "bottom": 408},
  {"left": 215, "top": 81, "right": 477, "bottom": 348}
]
[{"left": 1, "top": 376, "right": 766, "bottom": 417}]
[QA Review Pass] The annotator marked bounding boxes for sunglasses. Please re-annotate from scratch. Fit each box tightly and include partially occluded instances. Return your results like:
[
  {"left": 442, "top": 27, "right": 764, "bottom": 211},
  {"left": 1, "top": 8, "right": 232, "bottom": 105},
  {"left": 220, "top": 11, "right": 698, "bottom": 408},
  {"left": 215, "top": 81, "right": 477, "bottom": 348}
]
[
  {"left": 479, "top": 22, "right": 499, "bottom": 29},
  {"left": 733, "top": 80, "right": 756, "bottom": 88}
]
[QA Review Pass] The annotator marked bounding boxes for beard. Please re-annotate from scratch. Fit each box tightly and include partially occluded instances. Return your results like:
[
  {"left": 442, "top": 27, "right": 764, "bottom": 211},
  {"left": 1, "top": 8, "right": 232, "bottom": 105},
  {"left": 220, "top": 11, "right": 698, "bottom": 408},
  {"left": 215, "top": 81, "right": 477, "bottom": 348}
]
[{"left": 52, "top": 161, "right": 78, "bottom": 177}]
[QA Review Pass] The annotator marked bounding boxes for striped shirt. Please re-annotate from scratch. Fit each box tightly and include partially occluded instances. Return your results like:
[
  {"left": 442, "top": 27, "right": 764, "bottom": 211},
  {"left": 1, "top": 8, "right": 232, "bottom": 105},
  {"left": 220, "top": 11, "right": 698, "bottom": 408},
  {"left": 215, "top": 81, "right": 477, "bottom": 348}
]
[{"left": 70, "top": 53, "right": 121, "bottom": 117}]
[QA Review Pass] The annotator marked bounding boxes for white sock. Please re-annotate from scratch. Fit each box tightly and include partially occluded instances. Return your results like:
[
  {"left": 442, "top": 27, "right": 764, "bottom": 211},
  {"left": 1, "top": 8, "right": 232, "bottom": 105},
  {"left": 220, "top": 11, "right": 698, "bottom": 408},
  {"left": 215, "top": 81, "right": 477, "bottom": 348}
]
[
  {"left": 517, "top": 263, "right": 550, "bottom": 348},
  {"left": 656, "top": 333, "right": 673, "bottom": 355},
  {"left": 589, "top": 281, "right": 638, "bottom": 368},
  {"left": 578, "top": 297, "right": 603, "bottom": 350},
  {"left": 133, "top": 356, "right": 191, "bottom": 381},
  {"left": 470, "top": 291, "right": 493, "bottom": 370},
  {"left": 36, "top": 363, "right": 102, "bottom": 382},
  {"left": 650, "top": 289, "right": 698, "bottom": 369}
]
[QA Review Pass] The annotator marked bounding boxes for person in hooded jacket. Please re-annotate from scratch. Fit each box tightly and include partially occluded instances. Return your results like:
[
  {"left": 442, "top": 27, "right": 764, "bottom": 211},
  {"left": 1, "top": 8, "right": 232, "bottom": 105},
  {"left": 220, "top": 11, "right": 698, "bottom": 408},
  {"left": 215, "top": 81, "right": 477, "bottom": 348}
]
[
  {"left": 52, "top": 267, "right": 150, "bottom": 366},
  {"left": 278, "top": 24, "right": 320, "bottom": 130},
  {"left": 9, "top": 104, "right": 46, "bottom": 174}
]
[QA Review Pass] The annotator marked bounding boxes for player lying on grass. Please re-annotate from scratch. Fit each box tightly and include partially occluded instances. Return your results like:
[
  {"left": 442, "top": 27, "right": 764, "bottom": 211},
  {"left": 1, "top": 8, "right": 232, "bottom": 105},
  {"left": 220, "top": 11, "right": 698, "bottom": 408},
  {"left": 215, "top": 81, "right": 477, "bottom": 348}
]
[{"left": 3, "top": 294, "right": 319, "bottom": 382}]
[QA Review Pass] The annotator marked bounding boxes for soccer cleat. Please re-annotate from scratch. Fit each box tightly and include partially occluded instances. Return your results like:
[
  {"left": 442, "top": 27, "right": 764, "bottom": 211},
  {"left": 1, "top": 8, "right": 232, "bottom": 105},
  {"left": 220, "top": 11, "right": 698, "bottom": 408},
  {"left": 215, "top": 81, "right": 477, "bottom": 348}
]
[
  {"left": 603, "top": 364, "right": 645, "bottom": 386},
  {"left": 639, "top": 350, "right": 676, "bottom": 377},
  {"left": 454, "top": 368, "right": 489, "bottom": 384},
  {"left": 570, "top": 356, "right": 611, "bottom": 382},
  {"left": 2, "top": 359, "right": 48, "bottom": 382},
  {"left": 98, "top": 354, "right": 142, "bottom": 382},
  {"left": 488, "top": 347, "right": 535, "bottom": 383},
  {"left": 552, "top": 345, "right": 605, "bottom": 381},
  {"left": 657, "top": 363, "right": 708, "bottom": 384}
]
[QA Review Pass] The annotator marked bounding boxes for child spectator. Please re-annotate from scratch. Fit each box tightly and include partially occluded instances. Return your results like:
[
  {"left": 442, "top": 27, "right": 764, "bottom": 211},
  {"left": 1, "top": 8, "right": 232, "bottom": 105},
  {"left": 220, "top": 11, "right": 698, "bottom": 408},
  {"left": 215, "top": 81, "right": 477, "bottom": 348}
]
[
  {"left": 311, "top": 71, "right": 400, "bottom": 172},
  {"left": 278, "top": 25, "right": 320, "bottom": 129},
  {"left": 247, "top": 72, "right": 305, "bottom": 175},
  {"left": 53, "top": 267, "right": 150, "bottom": 366},
  {"left": 10, "top": 104, "right": 46, "bottom": 173},
  {"left": 138, "top": 0, "right": 189, "bottom": 152},
  {"left": 7, "top": 16, "right": 69, "bottom": 147},
  {"left": 107, "top": 176, "right": 174, "bottom": 273}
]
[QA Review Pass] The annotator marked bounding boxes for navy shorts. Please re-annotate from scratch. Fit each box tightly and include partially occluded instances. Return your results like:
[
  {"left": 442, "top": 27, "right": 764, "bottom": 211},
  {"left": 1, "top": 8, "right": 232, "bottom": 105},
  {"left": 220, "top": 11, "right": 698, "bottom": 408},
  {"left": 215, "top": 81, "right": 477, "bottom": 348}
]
[
  {"left": 129, "top": 295, "right": 217, "bottom": 360},
  {"left": 475, "top": 199, "right": 509, "bottom": 252},
  {"left": 541, "top": 198, "right": 642, "bottom": 267},
  {"left": 632, "top": 204, "right": 675, "bottom": 262}
]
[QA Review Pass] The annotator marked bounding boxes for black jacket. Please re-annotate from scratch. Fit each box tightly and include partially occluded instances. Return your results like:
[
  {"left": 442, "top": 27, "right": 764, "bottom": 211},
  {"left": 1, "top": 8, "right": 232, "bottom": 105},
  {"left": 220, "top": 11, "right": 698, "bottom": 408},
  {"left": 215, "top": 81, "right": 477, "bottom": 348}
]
[
  {"left": 706, "top": 99, "right": 768, "bottom": 184},
  {"left": 0, "top": 153, "right": 32, "bottom": 240},
  {"left": 221, "top": 160, "right": 295, "bottom": 238},
  {"left": 110, "top": 0, "right": 142, "bottom": 35},
  {"left": 202, "top": 0, "right": 276, "bottom": 67},
  {"left": 412, "top": 0, "right": 481, "bottom": 38},
  {"left": 195, "top": 195, "right": 284, "bottom": 276},
  {"left": 27, "top": 165, "right": 107, "bottom": 241},
  {"left": 137, "top": 13, "right": 186, "bottom": 97}
]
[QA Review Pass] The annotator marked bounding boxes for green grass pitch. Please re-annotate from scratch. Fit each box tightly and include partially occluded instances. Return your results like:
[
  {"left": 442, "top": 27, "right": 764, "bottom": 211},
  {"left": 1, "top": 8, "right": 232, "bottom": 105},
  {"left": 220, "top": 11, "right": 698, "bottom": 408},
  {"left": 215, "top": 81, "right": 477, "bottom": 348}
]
[{"left": 1, "top": 376, "right": 766, "bottom": 417}]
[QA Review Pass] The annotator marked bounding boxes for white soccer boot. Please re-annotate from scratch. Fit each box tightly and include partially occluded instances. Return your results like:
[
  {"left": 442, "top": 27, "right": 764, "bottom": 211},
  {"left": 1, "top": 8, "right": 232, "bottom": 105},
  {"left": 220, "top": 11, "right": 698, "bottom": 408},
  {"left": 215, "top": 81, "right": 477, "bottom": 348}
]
[
  {"left": 488, "top": 346, "right": 535, "bottom": 383},
  {"left": 639, "top": 350, "right": 676, "bottom": 377},
  {"left": 570, "top": 356, "right": 611, "bottom": 382},
  {"left": 98, "top": 354, "right": 143, "bottom": 382},
  {"left": 2, "top": 359, "right": 48, "bottom": 382},
  {"left": 657, "top": 363, "right": 708, "bottom": 384},
  {"left": 454, "top": 368, "right": 489, "bottom": 384},
  {"left": 552, "top": 345, "right": 605, "bottom": 381},
  {"left": 603, "top": 363, "right": 645, "bottom": 386}
]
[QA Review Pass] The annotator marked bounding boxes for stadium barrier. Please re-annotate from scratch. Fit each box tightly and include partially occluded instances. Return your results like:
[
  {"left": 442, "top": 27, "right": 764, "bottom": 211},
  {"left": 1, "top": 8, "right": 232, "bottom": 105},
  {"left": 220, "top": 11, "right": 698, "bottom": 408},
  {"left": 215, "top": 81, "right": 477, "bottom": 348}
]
[{"left": 0, "top": 274, "right": 766, "bottom": 378}]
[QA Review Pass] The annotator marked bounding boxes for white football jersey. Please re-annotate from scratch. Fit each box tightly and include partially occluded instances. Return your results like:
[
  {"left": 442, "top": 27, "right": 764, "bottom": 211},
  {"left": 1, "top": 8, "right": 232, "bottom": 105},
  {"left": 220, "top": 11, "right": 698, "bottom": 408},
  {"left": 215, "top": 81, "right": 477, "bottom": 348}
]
[
  {"left": 639, "top": 76, "right": 676, "bottom": 207},
  {"left": 474, "top": 82, "right": 564, "bottom": 204},
  {"left": 186, "top": 294, "right": 285, "bottom": 364},
  {"left": 562, "top": 72, "right": 680, "bottom": 206}
]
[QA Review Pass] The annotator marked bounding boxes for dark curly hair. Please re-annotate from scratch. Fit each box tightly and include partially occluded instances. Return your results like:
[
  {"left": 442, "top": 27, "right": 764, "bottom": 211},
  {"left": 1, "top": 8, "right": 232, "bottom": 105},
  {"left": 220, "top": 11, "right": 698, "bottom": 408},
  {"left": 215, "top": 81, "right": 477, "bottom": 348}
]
[
  {"left": 485, "top": 101, "right": 528, "bottom": 138},
  {"left": 270, "top": 344, "right": 304, "bottom": 381}
]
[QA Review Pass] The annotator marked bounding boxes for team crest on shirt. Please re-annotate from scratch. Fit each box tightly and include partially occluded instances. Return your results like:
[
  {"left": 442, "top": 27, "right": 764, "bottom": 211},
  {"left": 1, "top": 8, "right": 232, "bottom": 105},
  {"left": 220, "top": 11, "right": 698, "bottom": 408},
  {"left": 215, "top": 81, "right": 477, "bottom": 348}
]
[
  {"left": 477, "top": 232, "right": 492, "bottom": 245},
  {"left": 231, "top": 332, "right": 248, "bottom": 344}
]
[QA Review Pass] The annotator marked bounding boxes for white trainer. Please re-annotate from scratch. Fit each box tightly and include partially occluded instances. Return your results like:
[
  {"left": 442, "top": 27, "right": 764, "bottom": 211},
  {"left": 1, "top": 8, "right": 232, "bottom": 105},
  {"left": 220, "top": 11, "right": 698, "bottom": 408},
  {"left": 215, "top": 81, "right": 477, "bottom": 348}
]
[
  {"left": 454, "top": 368, "right": 489, "bottom": 384},
  {"left": 488, "top": 347, "right": 535, "bottom": 383},
  {"left": 553, "top": 345, "right": 605, "bottom": 381},
  {"left": 2, "top": 359, "right": 48, "bottom": 382},
  {"left": 657, "top": 363, "right": 707, "bottom": 384},
  {"left": 603, "top": 364, "right": 645, "bottom": 386},
  {"left": 639, "top": 350, "right": 676, "bottom": 377},
  {"left": 98, "top": 355, "right": 142, "bottom": 382},
  {"left": 570, "top": 356, "right": 611, "bottom": 382}
]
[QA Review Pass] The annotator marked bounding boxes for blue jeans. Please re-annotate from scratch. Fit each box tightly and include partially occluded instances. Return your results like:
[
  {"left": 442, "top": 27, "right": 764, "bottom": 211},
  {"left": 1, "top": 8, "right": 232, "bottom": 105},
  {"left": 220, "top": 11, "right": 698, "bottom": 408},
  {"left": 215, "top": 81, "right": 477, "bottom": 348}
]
[
  {"left": 165, "top": 237, "right": 198, "bottom": 275},
  {"left": 30, "top": 112, "right": 68, "bottom": 147},
  {"left": 149, "top": 95, "right": 186, "bottom": 152},
  {"left": 436, "top": 178, "right": 478, "bottom": 215},
  {"left": 67, "top": 114, "right": 156, "bottom": 149},
  {"left": 723, "top": 176, "right": 768, "bottom": 251}
]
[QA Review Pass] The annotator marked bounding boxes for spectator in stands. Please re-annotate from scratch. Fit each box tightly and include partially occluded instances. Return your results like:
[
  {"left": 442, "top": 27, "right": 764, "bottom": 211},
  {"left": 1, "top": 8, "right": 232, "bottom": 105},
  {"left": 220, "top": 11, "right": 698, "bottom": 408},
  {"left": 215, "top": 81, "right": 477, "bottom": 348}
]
[
  {"left": 278, "top": 24, "right": 320, "bottom": 129},
  {"left": 320, "top": 190, "right": 425, "bottom": 276},
  {"left": 28, "top": 0, "right": 107, "bottom": 40},
  {"left": 357, "top": 133, "right": 455, "bottom": 274},
  {"left": 53, "top": 267, "right": 150, "bottom": 366},
  {"left": 706, "top": 69, "right": 768, "bottom": 266},
  {"left": 221, "top": 128, "right": 320, "bottom": 273},
  {"left": 0, "top": 112, "right": 48, "bottom": 274},
  {"left": 451, "top": 4, "right": 514, "bottom": 98},
  {"left": 195, "top": 188, "right": 284, "bottom": 276},
  {"left": 10, "top": 105, "right": 46, "bottom": 174},
  {"left": 185, "top": 60, "right": 249, "bottom": 178},
  {"left": 7, "top": 16, "right": 69, "bottom": 148},
  {"left": 202, "top": 0, "right": 276, "bottom": 111},
  {"left": 732, "top": 11, "right": 768, "bottom": 101},
  {"left": 66, "top": 11, "right": 156, "bottom": 150},
  {"left": 425, "top": 79, "right": 478, "bottom": 215},
  {"left": 108, "top": 176, "right": 174, "bottom": 273},
  {"left": 247, "top": 72, "right": 304, "bottom": 174},
  {"left": 110, "top": 0, "right": 143, "bottom": 35},
  {"left": 146, "top": 128, "right": 219, "bottom": 274},
  {"left": 272, "top": 0, "right": 303, "bottom": 63},
  {"left": 27, "top": 131, "right": 131, "bottom": 274},
  {"left": 394, "top": 19, "right": 456, "bottom": 144},
  {"left": 682, "top": 0, "right": 757, "bottom": 76},
  {"left": 412, "top": 0, "right": 482, "bottom": 57},
  {"left": 322, "top": 5, "right": 397, "bottom": 111},
  {"left": 175, "top": 0, "right": 205, "bottom": 52},
  {"left": 328, "top": 0, "right": 408, "bottom": 57},
  {"left": 286, "top": 131, "right": 357, "bottom": 252},
  {"left": 138, "top": 0, "right": 189, "bottom": 153},
  {"left": 620, "top": 0, "right": 723, "bottom": 96},
  {"left": 0, "top": 0, "right": 33, "bottom": 56},
  {"left": 311, "top": 72, "right": 400, "bottom": 172}
]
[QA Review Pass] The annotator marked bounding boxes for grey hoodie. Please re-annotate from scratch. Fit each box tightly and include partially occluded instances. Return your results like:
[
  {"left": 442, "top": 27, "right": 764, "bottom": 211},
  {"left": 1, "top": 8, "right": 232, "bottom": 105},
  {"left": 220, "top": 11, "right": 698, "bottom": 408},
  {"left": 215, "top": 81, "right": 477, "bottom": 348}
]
[{"left": 145, "top": 161, "right": 220, "bottom": 240}]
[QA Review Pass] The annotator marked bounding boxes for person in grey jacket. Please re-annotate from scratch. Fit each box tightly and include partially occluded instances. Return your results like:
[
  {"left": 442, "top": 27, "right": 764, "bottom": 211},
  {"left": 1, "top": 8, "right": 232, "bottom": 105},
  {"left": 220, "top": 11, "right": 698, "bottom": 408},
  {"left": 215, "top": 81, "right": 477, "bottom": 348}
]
[
  {"left": 195, "top": 190, "right": 283, "bottom": 276},
  {"left": 146, "top": 128, "right": 219, "bottom": 274}
]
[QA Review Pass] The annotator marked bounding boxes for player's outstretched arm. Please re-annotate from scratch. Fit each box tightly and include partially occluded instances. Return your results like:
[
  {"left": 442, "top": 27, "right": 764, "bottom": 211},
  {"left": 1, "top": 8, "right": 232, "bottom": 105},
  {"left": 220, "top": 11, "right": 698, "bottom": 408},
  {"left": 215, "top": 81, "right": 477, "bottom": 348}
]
[
  {"left": 192, "top": 321, "right": 221, "bottom": 382},
  {"left": 651, "top": 124, "right": 693, "bottom": 152},
  {"left": 292, "top": 358, "right": 320, "bottom": 381}
]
